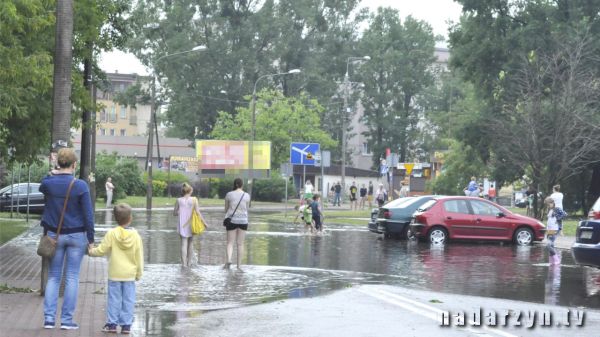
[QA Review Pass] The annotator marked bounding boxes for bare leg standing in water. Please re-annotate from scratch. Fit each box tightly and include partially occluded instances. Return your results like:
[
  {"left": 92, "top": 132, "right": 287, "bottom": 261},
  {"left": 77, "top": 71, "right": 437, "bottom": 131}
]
[
  {"left": 181, "top": 237, "right": 193, "bottom": 267},
  {"left": 225, "top": 228, "right": 246, "bottom": 271}
]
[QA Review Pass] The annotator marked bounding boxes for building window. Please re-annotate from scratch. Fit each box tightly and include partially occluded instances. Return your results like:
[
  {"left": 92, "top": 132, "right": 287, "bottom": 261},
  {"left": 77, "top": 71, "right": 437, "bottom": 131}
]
[
  {"left": 109, "top": 106, "right": 117, "bottom": 122},
  {"left": 120, "top": 129, "right": 126, "bottom": 136},
  {"left": 120, "top": 106, "right": 127, "bottom": 119},
  {"left": 110, "top": 129, "right": 115, "bottom": 136},
  {"left": 100, "top": 128, "right": 106, "bottom": 136},
  {"left": 100, "top": 109, "right": 106, "bottom": 122},
  {"left": 362, "top": 142, "right": 371, "bottom": 154}
]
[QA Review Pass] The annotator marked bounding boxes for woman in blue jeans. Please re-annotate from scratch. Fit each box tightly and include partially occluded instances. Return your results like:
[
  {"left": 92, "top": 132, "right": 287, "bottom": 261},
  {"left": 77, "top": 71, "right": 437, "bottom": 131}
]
[{"left": 40, "top": 148, "right": 95, "bottom": 330}]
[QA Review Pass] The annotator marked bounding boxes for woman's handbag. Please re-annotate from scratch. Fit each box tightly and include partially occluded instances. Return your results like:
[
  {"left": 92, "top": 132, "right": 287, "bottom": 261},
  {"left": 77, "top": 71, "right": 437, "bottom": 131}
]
[
  {"left": 191, "top": 198, "right": 206, "bottom": 235},
  {"left": 223, "top": 193, "right": 245, "bottom": 227},
  {"left": 37, "top": 179, "right": 76, "bottom": 258}
]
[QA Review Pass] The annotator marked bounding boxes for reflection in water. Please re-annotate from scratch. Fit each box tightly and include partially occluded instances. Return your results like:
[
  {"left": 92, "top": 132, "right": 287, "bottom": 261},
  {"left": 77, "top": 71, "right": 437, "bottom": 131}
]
[{"left": 91, "top": 210, "right": 600, "bottom": 335}]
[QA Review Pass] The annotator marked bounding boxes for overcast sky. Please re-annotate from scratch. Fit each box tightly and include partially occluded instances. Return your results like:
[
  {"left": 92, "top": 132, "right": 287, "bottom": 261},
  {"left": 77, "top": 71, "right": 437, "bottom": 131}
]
[{"left": 99, "top": 0, "right": 462, "bottom": 75}]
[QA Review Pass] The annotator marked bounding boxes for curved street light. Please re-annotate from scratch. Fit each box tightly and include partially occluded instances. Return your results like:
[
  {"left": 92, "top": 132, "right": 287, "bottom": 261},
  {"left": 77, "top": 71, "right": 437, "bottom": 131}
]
[
  {"left": 247, "top": 69, "right": 302, "bottom": 204},
  {"left": 341, "top": 56, "right": 369, "bottom": 201},
  {"left": 146, "top": 45, "right": 207, "bottom": 210}
]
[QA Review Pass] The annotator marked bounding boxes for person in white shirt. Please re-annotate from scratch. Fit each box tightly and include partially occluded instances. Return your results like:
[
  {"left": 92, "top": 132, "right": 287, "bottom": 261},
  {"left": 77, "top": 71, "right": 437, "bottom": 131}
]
[
  {"left": 550, "top": 185, "right": 563, "bottom": 209},
  {"left": 105, "top": 177, "right": 115, "bottom": 208},
  {"left": 544, "top": 197, "right": 560, "bottom": 265}
]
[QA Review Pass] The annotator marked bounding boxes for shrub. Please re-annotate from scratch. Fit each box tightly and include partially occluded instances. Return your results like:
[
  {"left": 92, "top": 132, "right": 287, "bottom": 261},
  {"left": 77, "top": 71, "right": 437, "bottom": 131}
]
[
  {"left": 152, "top": 180, "right": 168, "bottom": 196},
  {"left": 95, "top": 152, "right": 145, "bottom": 201},
  {"left": 254, "top": 176, "right": 294, "bottom": 202}
]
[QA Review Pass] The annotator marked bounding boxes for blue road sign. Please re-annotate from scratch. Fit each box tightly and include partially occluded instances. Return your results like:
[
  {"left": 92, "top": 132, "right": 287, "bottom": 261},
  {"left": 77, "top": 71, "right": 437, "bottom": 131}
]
[{"left": 290, "top": 142, "right": 320, "bottom": 165}]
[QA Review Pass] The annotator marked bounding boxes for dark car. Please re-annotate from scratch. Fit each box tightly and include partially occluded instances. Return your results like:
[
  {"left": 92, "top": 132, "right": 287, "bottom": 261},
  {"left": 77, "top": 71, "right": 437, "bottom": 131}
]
[
  {"left": 588, "top": 197, "right": 600, "bottom": 220},
  {"left": 572, "top": 220, "right": 600, "bottom": 268},
  {"left": 368, "top": 196, "right": 435, "bottom": 239},
  {"left": 0, "top": 183, "right": 45, "bottom": 214},
  {"left": 410, "top": 196, "right": 546, "bottom": 245}
]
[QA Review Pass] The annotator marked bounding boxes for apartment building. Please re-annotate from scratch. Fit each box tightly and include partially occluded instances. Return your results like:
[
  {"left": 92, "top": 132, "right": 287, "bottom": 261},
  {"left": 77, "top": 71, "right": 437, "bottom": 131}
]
[{"left": 96, "top": 72, "right": 152, "bottom": 137}]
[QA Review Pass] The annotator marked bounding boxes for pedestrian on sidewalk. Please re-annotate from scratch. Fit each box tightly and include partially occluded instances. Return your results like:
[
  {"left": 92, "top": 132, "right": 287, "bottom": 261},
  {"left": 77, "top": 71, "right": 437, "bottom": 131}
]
[
  {"left": 173, "top": 183, "right": 207, "bottom": 267},
  {"left": 544, "top": 198, "right": 561, "bottom": 265},
  {"left": 359, "top": 184, "right": 367, "bottom": 209},
  {"left": 375, "top": 183, "right": 387, "bottom": 207},
  {"left": 333, "top": 181, "right": 342, "bottom": 206},
  {"left": 349, "top": 182, "right": 358, "bottom": 210},
  {"left": 367, "top": 181, "right": 374, "bottom": 208},
  {"left": 89, "top": 203, "right": 143, "bottom": 335},
  {"left": 488, "top": 184, "right": 497, "bottom": 203},
  {"left": 550, "top": 185, "right": 565, "bottom": 234},
  {"left": 41, "top": 148, "right": 95, "bottom": 330},
  {"left": 105, "top": 177, "right": 115, "bottom": 208},
  {"left": 223, "top": 178, "right": 250, "bottom": 272}
]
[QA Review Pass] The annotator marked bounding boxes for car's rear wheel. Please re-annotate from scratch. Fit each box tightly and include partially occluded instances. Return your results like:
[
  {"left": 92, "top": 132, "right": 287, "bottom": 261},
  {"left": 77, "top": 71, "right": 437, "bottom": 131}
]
[
  {"left": 428, "top": 227, "right": 447, "bottom": 245},
  {"left": 399, "top": 224, "right": 410, "bottom": 239},
  {"left": 513, "top": 227, "right": 533, "bottom": 246}
]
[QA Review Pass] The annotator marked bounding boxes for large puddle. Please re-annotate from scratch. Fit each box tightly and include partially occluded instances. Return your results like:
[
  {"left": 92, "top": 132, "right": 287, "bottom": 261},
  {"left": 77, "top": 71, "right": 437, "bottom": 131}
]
[{"left": 92, "top": 210, "right": 600, "bottom": 335}]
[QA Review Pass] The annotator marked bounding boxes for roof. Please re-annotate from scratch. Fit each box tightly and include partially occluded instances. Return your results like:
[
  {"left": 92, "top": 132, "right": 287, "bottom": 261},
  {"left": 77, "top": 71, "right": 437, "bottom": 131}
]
[
  {"left": 293, "top": 164, "right": 380, "bottom": 178},
  {"left": 72, "top": 134, "right": 196, "bottom": 158}
]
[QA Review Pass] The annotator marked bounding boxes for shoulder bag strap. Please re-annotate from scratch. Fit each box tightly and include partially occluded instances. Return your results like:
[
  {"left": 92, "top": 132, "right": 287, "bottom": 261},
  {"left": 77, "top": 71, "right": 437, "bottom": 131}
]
[
  {"left": 55, "top": 178, "right": 76, "bottom": 239},
  {"left": 230, "top": 193, "right": 246, "bottom": 218}
]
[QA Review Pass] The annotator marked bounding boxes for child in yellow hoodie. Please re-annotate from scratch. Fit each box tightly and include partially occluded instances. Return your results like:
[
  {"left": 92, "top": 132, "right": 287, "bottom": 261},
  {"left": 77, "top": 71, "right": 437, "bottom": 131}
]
[{"left": 89, "top": 203, "right": 143, "bottom": 335}]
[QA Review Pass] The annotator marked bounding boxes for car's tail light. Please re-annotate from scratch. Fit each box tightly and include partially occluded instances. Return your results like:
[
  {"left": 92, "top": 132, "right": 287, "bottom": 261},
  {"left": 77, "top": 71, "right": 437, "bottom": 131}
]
[
  {"left": 384, "top": 210, "right": 392, "bottom": 219},
  {"left": 414, "top": 214, "right": 425, "bottom": 224},
  {"left": 589, "top": 210, "right": 600, "bottom": 220}
]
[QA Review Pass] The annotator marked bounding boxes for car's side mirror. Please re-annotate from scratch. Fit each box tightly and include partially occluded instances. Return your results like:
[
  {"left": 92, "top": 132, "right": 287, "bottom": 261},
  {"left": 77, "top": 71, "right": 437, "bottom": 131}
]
[{"left": 497, "top": 212, "right": 505, "bottom": 218}]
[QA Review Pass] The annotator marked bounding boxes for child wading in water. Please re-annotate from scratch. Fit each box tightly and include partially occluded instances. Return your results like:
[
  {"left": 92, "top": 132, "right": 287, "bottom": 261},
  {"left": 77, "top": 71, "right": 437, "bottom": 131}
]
[
  {"left": 312, "top": 194, "right": 324, "bottom": 235},
  {"left": 89, "top": 203, "right": 143, "bottom": 334},
  {"left": 303, "top": 197, "right": 315, "bottom": 234}
]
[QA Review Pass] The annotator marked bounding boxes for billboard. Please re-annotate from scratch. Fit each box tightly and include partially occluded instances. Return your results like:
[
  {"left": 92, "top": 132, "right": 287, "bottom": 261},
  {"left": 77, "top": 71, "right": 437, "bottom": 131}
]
[
  {"left": 195, "top": 140, "right": 271, "bottom": 170},
  {"left": 169, "top": 156, "right": 199, "bottom": 173}
]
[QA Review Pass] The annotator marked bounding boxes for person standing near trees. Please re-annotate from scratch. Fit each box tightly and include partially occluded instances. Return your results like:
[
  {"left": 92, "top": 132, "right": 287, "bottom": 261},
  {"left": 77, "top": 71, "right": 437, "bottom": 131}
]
[
  {"left": 464, "top": 176, "right": 478, "bottom": 197},
  {"left": 333, "top": 181, "right": 342, "bottom": 206},
  {"left": 105, "top": 177, "right": 115, "bottom": 208},
  {"left": 173, "top": 183, "right": 206, "bottom": 267},
  {"left": 550, "top": 185, "right": 565, "bottom": 234},
  {"left": 375, "top": 183, "right": 387, "bottom": 207},
  {"left": 488, "top": 184, "right": 497, "bottom": 203},
  {"left": 367, "top": 181, "right": 374, "bottom": 208},
  {"left": 223, "top": 178, "right": 250, "bottom": 271},
  {"left": 41, "top": 148, "right": 95, "bottom": 330},
  {"left": 349, "top": 182, "right": 358, "bottom": 210},
  {"left": 359, "top": 184, "right": 368, "bottom": 209}
]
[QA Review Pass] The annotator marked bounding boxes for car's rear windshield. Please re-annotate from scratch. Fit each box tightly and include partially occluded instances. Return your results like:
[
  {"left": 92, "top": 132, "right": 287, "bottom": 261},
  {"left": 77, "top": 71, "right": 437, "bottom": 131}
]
[
  {"left": 592, "top": 197, "right": 600, "bottom": 211},
  {"left": 384, "top": 197, "right": 414, "bottom": 208},
  {"left": 416, "top": 199, "right": 437, "bottom": 212}
]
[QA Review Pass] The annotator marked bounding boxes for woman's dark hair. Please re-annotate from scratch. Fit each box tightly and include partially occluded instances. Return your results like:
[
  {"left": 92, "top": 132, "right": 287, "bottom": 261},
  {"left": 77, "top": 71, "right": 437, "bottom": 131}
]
[{"left": 233, "top": 178, "right": 244, "bottom": 190}]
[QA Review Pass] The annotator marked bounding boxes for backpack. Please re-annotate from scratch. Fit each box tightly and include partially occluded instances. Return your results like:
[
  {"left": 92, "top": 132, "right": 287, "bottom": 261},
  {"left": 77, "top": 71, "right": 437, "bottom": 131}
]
[{"left": 554, "top": 208, "right": 568, "bottom": 221}]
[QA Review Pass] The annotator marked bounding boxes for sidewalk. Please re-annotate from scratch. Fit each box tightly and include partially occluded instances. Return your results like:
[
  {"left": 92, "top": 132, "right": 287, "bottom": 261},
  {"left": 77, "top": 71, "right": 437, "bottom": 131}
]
[
  {"left": 0, "top": 228, "right": 109, "bottom": 337},
  {"left": 554, "top": 234, "right": 576, "bottom": 250}
]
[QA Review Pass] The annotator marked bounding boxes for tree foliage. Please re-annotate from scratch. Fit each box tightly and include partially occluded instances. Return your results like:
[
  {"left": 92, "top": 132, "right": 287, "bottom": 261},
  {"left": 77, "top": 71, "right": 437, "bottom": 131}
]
[
  {"left": 210, "top": 89, "right": 336, "bottom": 167},
  {"left": 0, "top": 0, "right": 131, "bottom": 163},
  {"left": 357, "top": 8, "right": 437, "bottom": 167},
  {"left": 448, "top": 0, "right": 600, "bottom": 214}
]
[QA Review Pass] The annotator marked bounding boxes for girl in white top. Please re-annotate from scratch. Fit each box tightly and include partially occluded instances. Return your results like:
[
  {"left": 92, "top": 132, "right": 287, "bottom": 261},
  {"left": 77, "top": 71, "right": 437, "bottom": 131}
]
[
  {"left": 544, "top": 197, "right": 560, "bottom": 265},
  {"left": 550, "top": 184, "right": 563, "bottom": 209},
  {"left": 173, "top": 183, "right": 205, "bottom": 267},
  {"left": 223, "top": 178, "right": 250, "bottom": 271}
]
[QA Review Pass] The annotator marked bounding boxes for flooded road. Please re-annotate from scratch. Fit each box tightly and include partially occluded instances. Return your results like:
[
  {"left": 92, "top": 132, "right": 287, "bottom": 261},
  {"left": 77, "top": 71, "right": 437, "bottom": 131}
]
[{"left": 94, "top": 210, "right": 600, "bottom": 335}]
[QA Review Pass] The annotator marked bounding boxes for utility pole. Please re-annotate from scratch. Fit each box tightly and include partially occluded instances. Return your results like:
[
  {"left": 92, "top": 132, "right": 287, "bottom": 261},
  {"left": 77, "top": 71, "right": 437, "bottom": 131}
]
[{"left": 145, "top": 77, "right": 155, "bottom": 210}]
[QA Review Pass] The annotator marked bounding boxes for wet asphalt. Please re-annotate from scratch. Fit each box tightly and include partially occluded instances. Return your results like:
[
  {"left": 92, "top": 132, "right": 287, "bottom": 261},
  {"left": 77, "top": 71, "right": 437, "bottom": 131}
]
[{"left": 92, "top": 210, "right": 600, "bottom": 336}]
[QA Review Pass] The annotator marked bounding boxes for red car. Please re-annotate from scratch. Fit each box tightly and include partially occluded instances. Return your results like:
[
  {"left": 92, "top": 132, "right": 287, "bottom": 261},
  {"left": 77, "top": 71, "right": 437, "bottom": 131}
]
[{"left": 410, "top": 196, "right": 546, "bottom": 245}]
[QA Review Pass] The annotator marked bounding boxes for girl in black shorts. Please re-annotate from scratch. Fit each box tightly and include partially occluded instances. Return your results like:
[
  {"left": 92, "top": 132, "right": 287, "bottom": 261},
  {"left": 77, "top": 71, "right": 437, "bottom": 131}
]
[{"left": 224, "top": 178, "right": 251, "bottom": 271}]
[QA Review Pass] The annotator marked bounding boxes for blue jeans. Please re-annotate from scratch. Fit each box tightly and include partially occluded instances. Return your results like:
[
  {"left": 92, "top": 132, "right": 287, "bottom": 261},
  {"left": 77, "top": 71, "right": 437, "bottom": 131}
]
[
  {"left": 546, "top": 234, "right": 557, "bottom": 256},
  {"left": 334, "top": 192, "right": 341, "bottom": 206},
  {"left": 107, "top": 281, "right": 136, "bottom": 325},
  {"left": 43, "top": 231, "right": 87, "bottom": 324}
]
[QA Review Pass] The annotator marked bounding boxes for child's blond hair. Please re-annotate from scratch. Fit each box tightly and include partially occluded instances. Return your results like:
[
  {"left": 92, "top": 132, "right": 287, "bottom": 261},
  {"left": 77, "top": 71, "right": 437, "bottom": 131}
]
[{"left": 114, "top": 203, "right": 132, "bottom": 226}]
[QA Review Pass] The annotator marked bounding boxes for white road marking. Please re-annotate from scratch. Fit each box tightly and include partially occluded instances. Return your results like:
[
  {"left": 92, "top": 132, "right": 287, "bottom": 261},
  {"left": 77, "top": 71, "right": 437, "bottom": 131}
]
[{"left": 358, "top": 287, "right": 520, "bottom": 337}]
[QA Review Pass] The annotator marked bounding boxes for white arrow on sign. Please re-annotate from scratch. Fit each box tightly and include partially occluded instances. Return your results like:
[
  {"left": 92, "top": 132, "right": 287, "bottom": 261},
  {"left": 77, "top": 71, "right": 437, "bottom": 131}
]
[{"left": 292, "top": 144, "right": 312, "bottom": 164}]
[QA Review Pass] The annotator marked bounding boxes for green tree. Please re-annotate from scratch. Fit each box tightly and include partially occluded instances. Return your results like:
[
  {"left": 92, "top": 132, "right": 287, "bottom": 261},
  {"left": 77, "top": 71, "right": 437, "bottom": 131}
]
[
  {"left": 357, "top": 8, "right": 437, "bottom": 167},
  {"left": 210, "top": 89, "right": 336, "bottom": 167}
]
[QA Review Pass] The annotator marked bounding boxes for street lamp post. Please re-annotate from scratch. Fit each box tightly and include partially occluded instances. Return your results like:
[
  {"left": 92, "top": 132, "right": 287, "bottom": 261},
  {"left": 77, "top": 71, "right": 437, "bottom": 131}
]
[
  {"left": 341, "top": 56, "right": 370, "bottom": 203},
  {"left": 146, "top": 45, "right": 207, "bottom": 210},
  {"left": 247, "top": 69, "right": 301, "bottom": 205}
]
